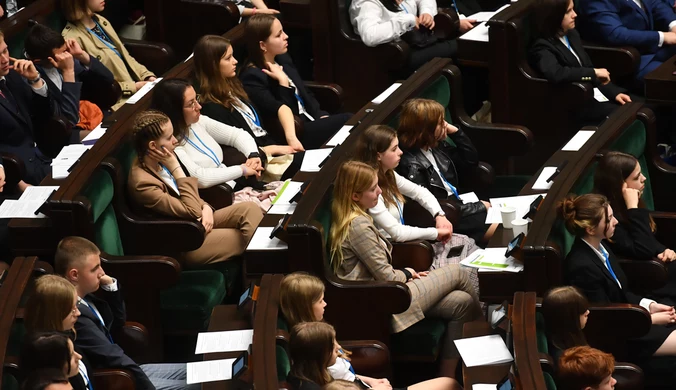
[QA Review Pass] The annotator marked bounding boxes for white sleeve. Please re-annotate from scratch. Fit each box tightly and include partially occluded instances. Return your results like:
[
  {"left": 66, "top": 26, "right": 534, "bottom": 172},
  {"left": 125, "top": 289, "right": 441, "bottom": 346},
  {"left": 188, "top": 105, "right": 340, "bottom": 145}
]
[
  {"left": 639, "top": 298, "right": 656, "bottom": 312},
  {"left": 174, "top": 145, "right": 243, "bottom": 188},
  {"left": 395, "top": 171, "right": 443, "bottom": 217},
  {"left": 200, "top": 115, "right": 259, "bottom": 156},
  {"left": 369, "top": 195, "right": 438, "bottom": 242},
  {"left": 417, "top": 0, "right": 438, "bottom": 16},
  {"left": 351, "top": 0, "right": 417, "bottom": 47}
]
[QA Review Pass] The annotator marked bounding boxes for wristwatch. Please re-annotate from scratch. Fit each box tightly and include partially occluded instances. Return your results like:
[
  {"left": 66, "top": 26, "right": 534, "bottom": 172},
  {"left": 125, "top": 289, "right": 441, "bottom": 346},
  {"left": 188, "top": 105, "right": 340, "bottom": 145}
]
[
  {"left": 435, "top": 211, "right": 446, "bottom": 218},
  {"left": 248, "top": 152, "right": 260, "bottom": 159},
  {"left": 27, "top": 76, "right": 41, "bottom": 85}
]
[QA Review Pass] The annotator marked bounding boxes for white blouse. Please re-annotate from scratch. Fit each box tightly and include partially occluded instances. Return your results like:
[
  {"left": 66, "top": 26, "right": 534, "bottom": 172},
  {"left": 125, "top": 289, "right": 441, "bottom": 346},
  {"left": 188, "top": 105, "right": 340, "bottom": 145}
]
[{"left": 350, "top": 0, "right": 438, "bottom": 47}]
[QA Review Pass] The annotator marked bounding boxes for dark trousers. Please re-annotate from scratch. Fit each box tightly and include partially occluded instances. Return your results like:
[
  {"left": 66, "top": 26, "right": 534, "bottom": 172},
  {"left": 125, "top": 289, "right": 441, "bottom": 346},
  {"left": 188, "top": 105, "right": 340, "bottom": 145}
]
[
  {"left": 301, "top": 112, "right": 352, "bottom": 150},
  {"left": 407, "top": 40, "right": 458, "bottom": 72}
]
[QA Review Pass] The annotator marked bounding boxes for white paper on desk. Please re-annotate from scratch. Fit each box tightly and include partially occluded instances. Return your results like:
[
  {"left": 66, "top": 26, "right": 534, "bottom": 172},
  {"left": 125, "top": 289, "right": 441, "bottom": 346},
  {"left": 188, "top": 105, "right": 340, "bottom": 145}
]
[
  {"left": 459, "top": 192, "right": 480, "bottom": 204},
  {"left": 300, "top": 148, "right": 333, "bottom": 172},
  {"left": 52, "top": 165, "right": 70, "bottom": 180},
  {"left": 247, "top": 227, "right": 288, "bottom": 250},
  {"left": 271, "top": 181, "right": 303, "bottom": 205},
  {"left": 531, "top": 166, "right": 557, "bottom": 190},
  {"left": 468, "top": 4, "right": 510, "bottom": 22},
  {"left": 454, "top": 334, "right": 514, "bottom": 367},
  {"left": 372, "top": 83, "right": 402, "bottom": 104},
  {"left": 326, "top": 125, "right": 354, "bottom": 146},
  {"left": 126, "top": 77, "right": 163, "bottom": 104},
  {"left": 562, "top": 130, "right": 595, "bottom": 151},
  {"left": 195, "top": 329, "right": 253, "bottom": 354},
  {"left": 485, "top": 194, "right": 545, "bottom": 224},
  {"left": 268, "top": 203, "right": 297, "bottom": 215},
  {"left": 52, "top": 144, "right": 89, "bottom": 166},
  {"left": 593, "top": 88, "right": 609, "bottom": 102},
  {"left": 186, "top": 358, "right": 235, "bottom": 384},
  {"left": 82, "top": 123, "right": 107, "bottom": 146},
  {"left": 0, "top": 200, "right": 47, "bottom": 218},
  {"left": 473, "top": 385, "right": 499, "bottom": 390},
  {"left": 461, "top": 248, "right": 523, "bottom": 273},
  {"left": 459, "top": 21, "right": 490, "bottom": 42},
  {"left": 19, "top": 186, "right": 59, "bottom": 202}
]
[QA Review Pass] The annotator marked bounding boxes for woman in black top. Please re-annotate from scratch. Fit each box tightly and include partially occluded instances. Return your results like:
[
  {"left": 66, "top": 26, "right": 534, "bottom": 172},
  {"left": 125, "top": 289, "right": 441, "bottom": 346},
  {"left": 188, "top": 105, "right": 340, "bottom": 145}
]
[
  {"left": 240, "top": 14, "right": 351, "bottom": 151},
  {"left": 21, "top": 332, "right": 93, "bottom": 390}
]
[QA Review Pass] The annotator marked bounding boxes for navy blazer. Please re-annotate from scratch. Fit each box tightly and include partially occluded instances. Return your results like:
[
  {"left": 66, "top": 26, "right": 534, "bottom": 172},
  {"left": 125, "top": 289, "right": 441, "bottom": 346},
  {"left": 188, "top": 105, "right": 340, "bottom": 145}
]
[
  {"left": 578, "top": 0, "right": 676, "bottom": 69},
  {"left": 74, "top": 286, "right": 155, "bottom": 390}
]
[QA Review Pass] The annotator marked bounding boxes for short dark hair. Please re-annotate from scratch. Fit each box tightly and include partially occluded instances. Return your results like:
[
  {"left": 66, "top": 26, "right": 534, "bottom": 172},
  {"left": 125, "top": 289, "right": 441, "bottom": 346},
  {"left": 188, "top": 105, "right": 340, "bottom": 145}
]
[
  {"left": 21, "top": 368, "right": 70, "bottom": 390},
  {"left": 533, "top": 0, "right": 570, "bottom": 38},
  {"left": 21, "top": 332, "right": 73, "bottom": 375},
  {"left": 150, "top": 78, "right": 192, "bottom": 141},
  {"left": 25, "top": 24, "right": 66, "bottom": 62}
]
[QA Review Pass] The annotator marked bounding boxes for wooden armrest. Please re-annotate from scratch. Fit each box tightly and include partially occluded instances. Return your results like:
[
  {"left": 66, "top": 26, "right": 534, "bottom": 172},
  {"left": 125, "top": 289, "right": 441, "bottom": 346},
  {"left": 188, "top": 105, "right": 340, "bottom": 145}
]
[
  {"left": 304, "top": 82, "right": 344, "bottom": 115},
  {"left": 539, "top": 352, "right": 555, "bottom": 375},
  {"left": 584, "top": 303, "right": 651, "bottom": 359},
  {"left": 34, "top": 260, "right": 53, "bottom": 275},
  {"left": 116, "top": 321, "right": 150, "bottom": 364},
  {"left": 123, "top": 216, "right": 206, "bottom": 254},
  {"left": 650, "top": 211, "right": 676, "bottom": 248},
  {"left": 100, "top": 254, "right": 181, "bottom": 291},
  {"left": 3, "top": 356, "right": 20, "bottom": 377},
  {"left": 582, "top": 43, "right": 640, "bottom": 79},
  {"left": 391, "top": 240, "right": 434, "bottom": 271},
  {"left": 338, "top": 340, "right": 391, "bottom": 379},
  {"left": 617, "top": 258, "right": 668, "bottom": 292},
  {"left": 327, "top": 276, "right": 412, "bottom": 318},
  {"left": 459, "top": 161, "right": 494, "bottom": 193},
  {"left": 199, "top": 184, "right": 234, "bottom": 210},
  {"left": 121, "top": 39, "right": 176, "bottom": 76},
  {"left": 613, "top": 362, "right": 644, "bottom": 390},
  {"left": 434, "top": 8, "right": 460, "bottom": 39},
  {"left": 92, "top": 368, "right": 136, "bottom": 390}
]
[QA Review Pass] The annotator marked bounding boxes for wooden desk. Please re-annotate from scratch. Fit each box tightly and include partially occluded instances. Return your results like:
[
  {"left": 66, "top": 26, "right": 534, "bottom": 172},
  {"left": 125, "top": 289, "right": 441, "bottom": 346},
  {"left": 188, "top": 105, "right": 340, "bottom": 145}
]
[
  {"left": 457, "top": 39, "right": 489, "bottom": 68},
  {"left": 644, "top": 54, "right": 676, "bottom": 104},
  {"left": 461, "top": 320, "right": 512, "bottom": 388},
  {"left": 202, "top": 306, "right": 251, "bottom": 390}
]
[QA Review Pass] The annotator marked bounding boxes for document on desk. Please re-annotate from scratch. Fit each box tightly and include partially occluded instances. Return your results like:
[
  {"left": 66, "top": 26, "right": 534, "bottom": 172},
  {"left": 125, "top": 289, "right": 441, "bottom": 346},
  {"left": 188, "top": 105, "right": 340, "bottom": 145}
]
[
  {"left": 459, "top": 21, "right": 490, "bottom": 42},
  {"left": 460, "top": 248, "right": 523, "bottom": 273},
  {"left": 326, "top": 125, "right": 354, "bottom": 146},
  {"left": 562, "top": 130, "right": 595, "bottom": 151},
  {"left": 485, "top": 194, "right": 546, "bottom": 224},
  {"left": 531, "top": 166, "right": 557, "bottom": 190},
  {"left": 593, "top": 88, "right": 609, "bottom": 102},
  {"left": 268, "top": 180, "right": 303, "bottom": 214},
  {"left": 459, "top": 192, "right": 480, "bottom": 204},
  {"left": 372, "top": 83, "right": 402, "bottom": 104},
  {"left": 454, "top": 334, "right": 514, "bottom": 367},
  {"left": 195, "top": 329, "right": 253, "bottom": 354},
  {"left": 0, "top": 185, "right": 60, "bottom": 219},
  {"left": 82, "top": 123, "right": 107, "bottom": 146},
  {"left": 468, "top": 4, "right": 510, "bottom": 22},
  {"left": 247, "top": 227, "right": 288, "bottom": 251},
  {"left": 52, "top": 144, "right": 89, "bottom": 179},
  {"left": 126, "top": 77, "right": 163, "bottom": 104},
  {"left": 300, "top": 148, "right": 334, "bottom": 172},
  {"left": 186, "top": 359, "right": 235, "bottom": 384}
]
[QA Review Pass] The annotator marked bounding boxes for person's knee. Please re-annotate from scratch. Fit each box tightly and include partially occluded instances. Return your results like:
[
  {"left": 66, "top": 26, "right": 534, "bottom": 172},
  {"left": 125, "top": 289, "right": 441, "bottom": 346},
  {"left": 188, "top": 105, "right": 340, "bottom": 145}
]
[
  {"left": 448, "top": 290, "right": 480, "bottom": 321},
  {"left": 237, "top": 202, "right": 264, "bottom": 222}
]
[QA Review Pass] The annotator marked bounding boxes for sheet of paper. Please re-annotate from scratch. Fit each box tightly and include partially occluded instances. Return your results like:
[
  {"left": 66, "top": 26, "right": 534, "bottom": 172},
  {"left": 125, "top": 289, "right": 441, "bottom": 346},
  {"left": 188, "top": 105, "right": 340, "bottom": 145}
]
[
  {"left": 126, "top": 77, "right": 163, "bottom": 104},
  {"left": 19, "top": 186, "right": 59, "bottom": 202},
  {"left": 82, "top": 123, "right": 107, "bottom": 146},
  {"left": 52, "top": 165, "right": 70, "bottom": 180},
  {"left": 51, "top": 144, "right": 89, "bottom": 166},
  {"left": 326, "top": 125, "right": 354, "bottom": 146},
  {"left": 531, "top": 166, "right": 557, "bottom": 190},
  {"left": 195, "top": 329, "right": 253, "bottom": 354},
  {"left": 593, "top": 88, "right": 609, "bottom": 102},
  {"left": 246, "top": 227, "right": 288, "bottom": 251},
  {"left": 461, "top": 248, "right": 523, "bottom": 273},
  {"left": 371, "top": 83, "right": 402, "bottom": 104},
  {"left": 467, "top": 4, "right": 510, "bottom": 21},
  {"left": 473, "top": 385, "right": 499, "bottom": 390},
  {"left": 562, "top": 130, "right": 595, "bottom": 151},
  {"left": 459, "top": 192, "right": 479, "bottom": 204},
  {"left": 300, "top": 148, "right": 333, "bottom": 173},
  {"left": 459, "top": 21, "right": 490, "bottom": 42},
  {"left": 0, "top": 200, "right": 47, "bottom": 218},
  {"left": 454, "top": 334, "right": 514, "bottom": 367},
  {"left": 186, "top": 359, "right": 235, "bottom": 384},
  {"left": 268, "top": 203, "right": 297, "bottom": 215},
  {"left": 485, "top": 194, "right": 545, "bottom": 224},
  {"left": 271, "top": 181, "right": 303, "bottom": 205}
]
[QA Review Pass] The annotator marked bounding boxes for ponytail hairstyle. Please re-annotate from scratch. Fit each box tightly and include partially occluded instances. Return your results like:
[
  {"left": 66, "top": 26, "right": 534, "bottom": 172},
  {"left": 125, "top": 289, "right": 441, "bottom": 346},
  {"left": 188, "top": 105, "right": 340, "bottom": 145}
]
[
  {"left": 397, "top": 98, "right": 446, "bottom": 150},
  {"left": 378, "top": 0, "right": 403, "bottom": 13},
  {"left": 244, "top": 14, "right": 278, "bottom": 70},
  {"left": 354, "top": 125, "right": 404, "bottom": 209},
  {"left": 131, "top": 110, "right": 171, "bottom": 169},
  {"left": 542, "top": 286, "right": 589, "bottom": 352},
  {"left": 289, "top": 322, "right": 336, "bottom": 386},
  {"left": 593, "top": 151, "right": 655, "bottom": 232},
  {"left": 329, "top": 161, "right": 379, "bottom": 272},
  {"left": 149, "top": 78, "right": 192, "bottom": 142},
  {"left": 280, "top": 273, "right": 326, "bottom": 328},
  {"left": 557, "top": 193, "right": 610, "bottom": 238}
]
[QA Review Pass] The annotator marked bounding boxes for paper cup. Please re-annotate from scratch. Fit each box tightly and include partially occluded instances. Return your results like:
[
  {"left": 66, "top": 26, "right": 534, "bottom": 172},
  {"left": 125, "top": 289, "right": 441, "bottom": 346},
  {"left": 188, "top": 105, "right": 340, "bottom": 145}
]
[
  {"left": 511, "top": 218, "right": 529, "bottom": 237},
  {"left": 500, "top": 207, "right": 517, "bottom": 228}
]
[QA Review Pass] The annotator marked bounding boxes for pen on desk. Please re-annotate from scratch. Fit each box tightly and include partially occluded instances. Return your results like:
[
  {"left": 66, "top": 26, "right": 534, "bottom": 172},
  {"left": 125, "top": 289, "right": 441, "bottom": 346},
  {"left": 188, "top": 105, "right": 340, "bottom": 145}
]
[{"left": 546, "top": 160, "right": 568, "bottom": 183}]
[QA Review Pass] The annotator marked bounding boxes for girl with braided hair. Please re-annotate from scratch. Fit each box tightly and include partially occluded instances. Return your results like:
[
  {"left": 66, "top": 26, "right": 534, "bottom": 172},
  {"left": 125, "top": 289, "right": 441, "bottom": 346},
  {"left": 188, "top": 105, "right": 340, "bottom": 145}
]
[{"left": 127, "top": 110, "right": 264, "bottom": 268}]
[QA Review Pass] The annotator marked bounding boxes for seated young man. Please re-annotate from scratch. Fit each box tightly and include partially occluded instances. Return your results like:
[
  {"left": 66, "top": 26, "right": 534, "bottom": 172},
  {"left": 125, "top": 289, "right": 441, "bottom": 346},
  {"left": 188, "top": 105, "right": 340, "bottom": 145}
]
[
  {"left": 25, "top": 23, "right": 115, "bottom": 135},
  {"left": 557, "top": 346, "right": 618, "bottom": 390},
  {"left": 54, "top": 236, "right": 198, "bottom": 390}
]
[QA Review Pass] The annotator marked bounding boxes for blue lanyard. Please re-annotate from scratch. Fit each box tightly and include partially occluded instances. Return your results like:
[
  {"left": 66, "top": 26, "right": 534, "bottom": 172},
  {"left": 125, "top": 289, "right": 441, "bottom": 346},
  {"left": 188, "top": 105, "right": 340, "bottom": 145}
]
[
  {"left": 79, "top": 368, "right": 94, "bottom": 390},
  {"left": 82, "top": 298, "right": 114, "bottom": 343},
  {"left": 161, "top": 165, "right": 178, "bottom": 189},
  {"left": 239, "top": 101, "right": 261, "bottom": 127},
  {"left": 400, "top": 2, "right": 410, "bottom": 13},
  {"left": 450, "top": 0, "right": 460, "bottom": 14},
  {"left": 440, "top": 174, "right": 460, "bottom": 198},
  {"left": 339, "top": 350, "right": 356, "bottom": 374},
  {"left": 600, "top": 246, "right": 620, "bottom": 285},
  {"left": 294, "top": 91, "right": 306, "bottom": 110},
  {"left": 395, "top": 198, "right": 405, "bottom": 224},
  {"left": 562, "top": 35, "right": 571, "bottom": 50},
  {"left": 86, "top": 20, "right": 121, "bottom": 59},
  {"left": 186, "top": 128, "right": 221, "bottom": 167}
]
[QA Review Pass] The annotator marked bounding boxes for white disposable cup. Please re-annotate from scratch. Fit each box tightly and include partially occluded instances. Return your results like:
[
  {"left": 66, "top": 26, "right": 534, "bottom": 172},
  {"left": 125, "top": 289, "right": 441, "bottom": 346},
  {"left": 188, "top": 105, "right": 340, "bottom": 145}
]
[
  {"left": 511, "top": 218, "right": 529, "bottom": 237},
  {"left": 500, "top": 207, "right": 517, "bottom": 228}
]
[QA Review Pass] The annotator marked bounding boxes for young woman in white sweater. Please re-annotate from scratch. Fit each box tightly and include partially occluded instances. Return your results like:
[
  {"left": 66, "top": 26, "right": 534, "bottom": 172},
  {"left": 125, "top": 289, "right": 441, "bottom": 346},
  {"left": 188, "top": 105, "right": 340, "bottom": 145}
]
[
  {"left": 354, "top": 125, "right": 479, "bottom": 295},
  {"left": 150, "top": 78, "right": 264, "bottom": 189}
]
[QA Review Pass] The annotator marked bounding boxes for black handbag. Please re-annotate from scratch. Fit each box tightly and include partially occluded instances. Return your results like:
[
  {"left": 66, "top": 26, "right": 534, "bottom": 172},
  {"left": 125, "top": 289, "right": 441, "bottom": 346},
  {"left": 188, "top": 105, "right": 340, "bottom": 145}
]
[{"left": 401, "top": 26, "right": 438, "bottom": 48}]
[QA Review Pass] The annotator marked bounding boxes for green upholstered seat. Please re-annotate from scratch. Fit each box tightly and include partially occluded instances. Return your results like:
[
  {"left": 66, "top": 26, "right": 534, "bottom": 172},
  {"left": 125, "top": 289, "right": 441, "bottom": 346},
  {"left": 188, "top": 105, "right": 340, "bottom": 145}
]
[
  {"left": 276, "top": 344, "right": 291, "bottom": 382},
  {"left": 277, "top": 315, "right": 290, "bottom": 333},
  {"left": 535, "top": 311, "right": 549, "bottom": 355},
  {"left": 7, "top": 11, "right": 67, "bottom": 58},
  {"left": 544, "top": 372, "right": 558, "bottom": 390},
  {"left": 2, "top": 373, "right": 19, "bottom": 390}
]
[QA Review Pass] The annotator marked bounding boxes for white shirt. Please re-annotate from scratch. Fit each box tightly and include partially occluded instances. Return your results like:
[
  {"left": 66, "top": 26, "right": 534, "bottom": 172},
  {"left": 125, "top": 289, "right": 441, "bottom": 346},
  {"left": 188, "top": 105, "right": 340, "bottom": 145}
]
[
  {"left": 157, "top": 164, "right": 179, "bottom": 195},
  {"left": 286, "top": 76, "right": 314, "bottom": 121},
  {"left": 328, "top": 357, "right": 356, "bottom": 381},
  {"left": 350, "top": 0, "right": 437, "bottom": 47},
  {"left": 580, "top": 239, "right": 655, "bottom": 311},
  {"left": 78, "top": 278, "right": 119, "bottom": 328},
  {"left": 233, "top": 97, "right": 267, "bottom": 137},
  {"left": 173, "top": 114, "right": 258, "bottom": 188},
  {"left": 420, "top": 148, "right": 456, "bottom": 197},
  {"left": 78, "top": 360, "right": 90, "bottom": 386},
  {"left": 43, "top": 67, "right": 63, "bottom": 91},
  {"left": 368, "top": 171, "right": 442, "bottom": 242}
]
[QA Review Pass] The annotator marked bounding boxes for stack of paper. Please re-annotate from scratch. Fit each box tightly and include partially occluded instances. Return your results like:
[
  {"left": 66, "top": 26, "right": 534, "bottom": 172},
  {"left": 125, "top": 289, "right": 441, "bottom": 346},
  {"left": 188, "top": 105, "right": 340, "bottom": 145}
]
[
  {"left": 454, "top": 334, "right": 514, "bottom": 367},
  {"left": 531, "top": 167, "right": 557, "bottom": 190},
  {"left": 52, "top": 144, "right": 89, "bottom": 179},
  {"left": 195, "top": 329, "right": 253, "bottom": 354},
  {"left": 300, "top": 148, "right": 334, "bottom": 173},
  {"left": 246, "top": 227, "right": 288, "bottom": 251},
  {"left": 186, "top": 359, "right": 236, "bottom": 384},
  {"left": 485, "top": 194, "right": 545, "bottom": 224},
  {"left": 459, "top": 22, "right": 490, "bottom": 42},
  {"left": 326, "top": 125, "right": 354, "bottom": 147},
  {"left": 126, "top": 77, "right": 163, "bottom": 105},
  {"left": 82, "top": 123, "right": 107, "bottom": 146},
  {"left": 372, "top": 83, "right": 402, "bottom": 104},
  {"left": 0, "top": 186, "right": 59, "bottom": 219},
  {"left": 467, "top": 4, "right": 510, "bottom": 22},
  {"left": 562, "top": 130, "right": 595, "bottom": 151},
  {"left": 268, "top": 180, "right": 302, "bottom": 215},
  {"left": 460, "top": 248, "right": 523, "bottom": 273}
]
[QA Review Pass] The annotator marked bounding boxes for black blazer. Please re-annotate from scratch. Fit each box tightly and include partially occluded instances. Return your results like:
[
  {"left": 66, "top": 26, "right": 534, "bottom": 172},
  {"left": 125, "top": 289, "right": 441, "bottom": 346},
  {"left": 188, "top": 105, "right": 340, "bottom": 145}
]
[
  {"left": 74, "top": 286, "right": 155, "bottom": 390},
  {"left": 528, "top": 28, "right": 626, "bottom": 100},
  {"left": 200, "top": 101, "right": 277, "bottom": 147},
  {"left": 565, "top": 237, "right": 643, "bottom": 305},
  {"left": 239, "top": 54, "right": 328, "bottom": 130},
  {"left": 608, "top": 208, "right": 667, "bottom": 259}
]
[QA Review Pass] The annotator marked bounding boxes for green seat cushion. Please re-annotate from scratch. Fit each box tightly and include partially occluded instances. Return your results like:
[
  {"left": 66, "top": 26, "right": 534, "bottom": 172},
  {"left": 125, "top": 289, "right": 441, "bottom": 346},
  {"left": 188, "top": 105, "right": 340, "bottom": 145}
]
[
  {"left": 160, "top": 270, "right": 227, "bottom": 331},
  {"left": 544, "top": 371, "right": 557, "bottom": 390},
  {"left": 276, "top": 344, "right": 291, "bottom": 382},
  {"left": 535, "top": 312, "right": 549, "bottom": 355},
  {"left": 2, "top": 374, "right": 19, "bottom": 390},
  {"left": 390, "top": 318, "right": 446, "bottom": 358},
  {"left": 200, "top": 259, "right": 242, "bottom": 301},
  {"left": 277, "top": 315, "right": 289, "bottom": 332}
]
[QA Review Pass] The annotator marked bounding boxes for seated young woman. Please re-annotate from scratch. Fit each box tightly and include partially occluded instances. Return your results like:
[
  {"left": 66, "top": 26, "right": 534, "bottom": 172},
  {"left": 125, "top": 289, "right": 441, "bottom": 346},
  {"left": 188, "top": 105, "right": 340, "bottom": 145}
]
[
  {"left": 354, "top": 125, "right": 480, "bottom": 294},
  {"left": 559, "top": 193, "right": 676, "bottom": 361},
  {"left": 127, "top": 110, "right": 264, "bottom": 268},
  {"left": 329, "top": 160, "right": 482, "bottom": 357},
  {"left": 527, "top": 0, "right": 632, "bottom": 127},
  {"left": 396, "top": 98, "right": 494, "bottom": 244},
  {"left": 280, "top": 273, "right": 462, "bottom": 390},
  {"left": 240, "top": 14, "right": 351, "bottom": 151},
  {"left": 21, "top": 332, "right": 89, "bottom": 390},
  {"left": 150, "top": 78, "right": 268, "bottom": 188},
  {"left": 192, "top": 35, "right": 302, "bottom": 181},
  {"left": 541, "top": 286, "right": 590, "bottom": 362},
  {"left": 61, "top": 0, "right": 157, "bottom": 109}
]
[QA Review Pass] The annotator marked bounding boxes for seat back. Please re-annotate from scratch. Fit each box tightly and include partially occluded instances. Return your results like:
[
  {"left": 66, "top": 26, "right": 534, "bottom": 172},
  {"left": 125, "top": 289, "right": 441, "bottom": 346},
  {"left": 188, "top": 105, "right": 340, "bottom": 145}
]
[
  {"left": 3, "top": 3, "right": 66, "bottom": 58},
  {"left": 81, "top": 168, "right": 126, "bottom": 256}
]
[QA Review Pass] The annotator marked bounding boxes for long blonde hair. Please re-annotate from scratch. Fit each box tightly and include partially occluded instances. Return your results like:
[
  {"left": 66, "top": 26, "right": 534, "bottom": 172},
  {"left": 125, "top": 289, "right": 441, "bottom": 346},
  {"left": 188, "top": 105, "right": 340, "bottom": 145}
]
[{"left": 329, "top": 161, "right": 378, "bottom": 273}]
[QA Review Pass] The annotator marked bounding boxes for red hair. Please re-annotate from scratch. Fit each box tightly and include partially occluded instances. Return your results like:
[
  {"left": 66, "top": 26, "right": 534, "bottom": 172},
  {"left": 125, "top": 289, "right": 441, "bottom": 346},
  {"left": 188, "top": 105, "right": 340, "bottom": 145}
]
[{"left": 557, "top": 346, "right": 615, "bottom": 390}]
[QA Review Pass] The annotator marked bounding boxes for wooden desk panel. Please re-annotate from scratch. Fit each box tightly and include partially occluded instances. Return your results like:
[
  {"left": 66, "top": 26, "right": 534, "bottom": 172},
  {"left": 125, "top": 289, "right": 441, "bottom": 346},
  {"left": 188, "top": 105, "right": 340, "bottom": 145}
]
[{"left": 644, "top": 54, "right": 676, "bottom": 104}]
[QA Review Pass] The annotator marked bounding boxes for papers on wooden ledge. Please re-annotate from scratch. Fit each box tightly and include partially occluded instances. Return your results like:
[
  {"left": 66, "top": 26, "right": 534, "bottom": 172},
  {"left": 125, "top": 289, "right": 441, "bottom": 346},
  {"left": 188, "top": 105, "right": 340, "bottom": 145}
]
[
  {"left": 195, "top": 329, "right": 253, "bottom": 354},
  {"left": 454, "top": 334, "right": 514, "bottom": 367},
  {"left": 460, "top": 248, "right": 523, "bottom": 273}
]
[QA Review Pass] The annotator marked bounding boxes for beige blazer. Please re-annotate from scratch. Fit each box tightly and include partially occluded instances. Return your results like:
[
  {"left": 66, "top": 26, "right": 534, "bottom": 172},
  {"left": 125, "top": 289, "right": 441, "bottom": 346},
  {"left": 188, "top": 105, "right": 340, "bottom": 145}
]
[
  {"left": 62, "top": 14, "right": 155, "bottom": 108},
  {"left": 127, "top": 159, "right": 206, "bottom": 221}
]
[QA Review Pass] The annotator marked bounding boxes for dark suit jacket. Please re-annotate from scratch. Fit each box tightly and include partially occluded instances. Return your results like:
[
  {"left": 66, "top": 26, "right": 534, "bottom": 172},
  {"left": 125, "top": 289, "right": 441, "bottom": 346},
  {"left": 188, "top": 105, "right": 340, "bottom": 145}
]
[
  {"left": 608, "top": 208, "right": 667, "bottom": 259},
  {"left": 565, "top": 237, "right": 643, "bottom": 305},
  {"left": 0, "top": 70, "right": 55, "bottom": 184},
  {"left": 528, "top": 29, "right": 626, "bottom": 100},
  {"left": 74, "top": 287, "right": 155, "bottom": 390},
  {"left": 239, "top": 54, "right": 328, "bottom": 130}
]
